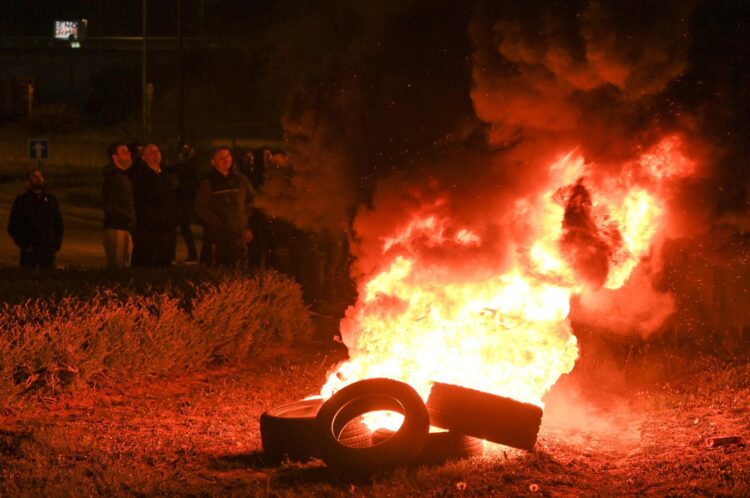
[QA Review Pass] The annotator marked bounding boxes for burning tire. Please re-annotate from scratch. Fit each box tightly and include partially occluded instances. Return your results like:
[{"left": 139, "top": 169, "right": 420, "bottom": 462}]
[
  {"left": 336, "top": 418, "right": 374, "bottom": 449},
  {"left": 259, "top": 398, "right": 324, "bottom": 464},
  {"left": 314, "top": 378, "right": 430, "bottom": 473},
  {"left": 371, "top": 428, "right": 484, "bottom": 464},
  {"left": 416, "top": 431, "right": 484, "bottom": 463},
  {"left": 426, "top": 382, "right": 543, "bottom": 451}
]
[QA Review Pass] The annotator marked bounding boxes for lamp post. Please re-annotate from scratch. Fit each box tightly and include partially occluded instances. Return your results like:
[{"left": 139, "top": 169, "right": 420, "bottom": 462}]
[
  {"left": 142, "top": 0, "right": 149, "bottom": 139},
  {"left": 177, "top": 0, "right": 184, "bottom": 147}
]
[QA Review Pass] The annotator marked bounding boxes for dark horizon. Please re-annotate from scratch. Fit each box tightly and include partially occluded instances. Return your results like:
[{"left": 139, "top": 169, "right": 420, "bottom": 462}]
[{"left": 0, "top": 0, "right": 277, "bottom": 38}]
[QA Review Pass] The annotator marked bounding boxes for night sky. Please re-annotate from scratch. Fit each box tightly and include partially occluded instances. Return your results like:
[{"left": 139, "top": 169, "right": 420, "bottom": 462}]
[
  {"left": 2, "top": 0, "right": 748, "bottom": 222},
  {"left": 0, "top": 0, "right": 276, "bottom": 37}
]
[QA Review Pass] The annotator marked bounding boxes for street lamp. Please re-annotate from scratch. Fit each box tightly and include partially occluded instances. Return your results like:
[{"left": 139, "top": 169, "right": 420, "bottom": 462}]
[
  {"left": 142, "top": 0, "right": 149, "bottom": 139},
  {"left": 178, "top": 0, "right": 184, "bottom": 147}
]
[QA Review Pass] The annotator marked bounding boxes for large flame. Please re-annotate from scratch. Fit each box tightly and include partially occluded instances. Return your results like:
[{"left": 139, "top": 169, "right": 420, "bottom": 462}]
[{"left": 322, "top": 135, "right": 694, "bottom": 410}]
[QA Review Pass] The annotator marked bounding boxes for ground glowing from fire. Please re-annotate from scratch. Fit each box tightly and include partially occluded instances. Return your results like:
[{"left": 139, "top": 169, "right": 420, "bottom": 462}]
[{"left": 322, "top": 136, "right": 694, "bottom": 411}]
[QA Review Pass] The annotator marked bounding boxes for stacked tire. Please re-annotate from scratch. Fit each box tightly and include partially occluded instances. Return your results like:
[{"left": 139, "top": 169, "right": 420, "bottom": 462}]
[
  {"left": 259, "top": 378, "right": 542, "bottom": 473},
  {"left": 426, "top": 382, "right": 543, "bottom": 451},
  {"left": 259, "top": 398, "right": 324, "bottom": 464}
]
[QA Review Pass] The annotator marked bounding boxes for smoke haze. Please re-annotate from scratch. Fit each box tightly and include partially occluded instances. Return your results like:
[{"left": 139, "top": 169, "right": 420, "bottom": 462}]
[{"left": 260, "top": 0, "right": 749, "bottom": 339}]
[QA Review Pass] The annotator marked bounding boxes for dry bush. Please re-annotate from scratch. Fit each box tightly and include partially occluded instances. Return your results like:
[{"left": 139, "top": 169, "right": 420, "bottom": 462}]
[
  {"left": 235, "top": 271, "right": 314, "bottom": 348},
  {"left": 0, "top": 271, "right": 313, "bottom": 407}
]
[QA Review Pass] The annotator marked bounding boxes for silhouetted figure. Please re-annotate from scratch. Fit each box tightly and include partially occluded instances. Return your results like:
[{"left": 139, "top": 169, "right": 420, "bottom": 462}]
[
  {"left": 194, "top": 147, "right": 255, "bottom": 267},
  {"left": 128, "top": 142, "right": 145, "bottom": 169},
  {"left": 239, "top": 149, "right": 265, "bottom": 190},
  {"left": 167, "top": 144, "right": 199, "bottom": 262},
  {"left": 254, "top": 149, "right": 351, "bottom": 308},
  {"left": 8, "top": 169, "right": 63, "bottom": 269},
  {"left": 239, "top": 149, "right": 272, "bottom": 270},
  {"left": 102, "top": 142, "right": 136, "bottom": 267},
  {"left": 131, "top": 144, "right": 177, "bottom": 267}
]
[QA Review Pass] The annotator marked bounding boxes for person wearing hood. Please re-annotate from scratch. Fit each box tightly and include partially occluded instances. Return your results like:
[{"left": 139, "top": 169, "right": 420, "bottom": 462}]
[{"left": 7, "top": 169, "right": 63, "bottom": 269}]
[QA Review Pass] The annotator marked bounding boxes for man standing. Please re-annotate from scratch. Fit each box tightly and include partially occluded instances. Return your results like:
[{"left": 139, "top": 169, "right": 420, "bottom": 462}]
[
  {"left": 194, "top": 146, "right": 254, "bottom": 266},
  {"left": 166, "top": 143, "right": 199, "bottom": 262},
  {"left": 102, "top": 142, "right": 136, "bottom": 267},
  {"left": 131, "top": 144, "right": 177, "bottom": 267},
  {"left": 7, "top": 169, "right": 63, "bottom": 269}
]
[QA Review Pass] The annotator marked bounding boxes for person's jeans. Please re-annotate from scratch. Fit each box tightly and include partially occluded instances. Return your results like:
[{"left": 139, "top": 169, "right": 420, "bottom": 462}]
[{"left": 103, "top": 229, "right": 133, "bottom": 267}]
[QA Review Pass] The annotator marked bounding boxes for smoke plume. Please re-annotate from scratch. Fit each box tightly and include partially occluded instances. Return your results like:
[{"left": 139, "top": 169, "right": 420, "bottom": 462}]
[{"left": 263, "top": 0, "right": 749, "bottom": 339}]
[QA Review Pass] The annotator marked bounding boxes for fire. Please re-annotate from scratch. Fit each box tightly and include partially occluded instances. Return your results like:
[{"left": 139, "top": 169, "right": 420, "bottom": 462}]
[
  {"left": 604, "top": 188, "right": 662, "bottom": 289},
  {"left": 322, "top": 136, "right": 693, "bottom": 414},
  {"left": 325, "top": 256, "right": 576, "bottom": 406},
  {"left": 639, "top": 135, "right": 695, "bottom": 180}
]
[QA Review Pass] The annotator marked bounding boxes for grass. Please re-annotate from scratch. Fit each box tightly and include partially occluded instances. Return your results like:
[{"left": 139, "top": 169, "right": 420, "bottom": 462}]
[
  {"left": 0, "top": 269, "right": 314, "bottom": 409},
  {"left": 0, "top": 157, "right": 748, "bottom": 495},
  {"left": 0, "top": 266, "right": 748, "bottom": 497},
  {"left": 0, "top": 336, "right": 748, "bottom": 497}
]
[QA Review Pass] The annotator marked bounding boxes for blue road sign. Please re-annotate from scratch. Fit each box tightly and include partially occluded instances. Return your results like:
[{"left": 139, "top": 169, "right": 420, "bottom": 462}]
[{"left": 29, "top": 139, "right": 49, "bottom": 160}]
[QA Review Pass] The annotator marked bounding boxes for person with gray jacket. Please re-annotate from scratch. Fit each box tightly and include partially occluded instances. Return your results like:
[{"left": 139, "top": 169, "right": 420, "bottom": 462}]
[
  {"left": 102, "top": 142, "right": 136, "bottom": 267},
  {"left": 194, "top": 147, "right": 254, "bottom": 266}
]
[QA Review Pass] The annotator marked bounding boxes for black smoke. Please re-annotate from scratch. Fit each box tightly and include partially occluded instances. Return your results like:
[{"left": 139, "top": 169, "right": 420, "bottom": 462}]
[{"left": 259, "top": 0, "right": 749, "bottom": 337}]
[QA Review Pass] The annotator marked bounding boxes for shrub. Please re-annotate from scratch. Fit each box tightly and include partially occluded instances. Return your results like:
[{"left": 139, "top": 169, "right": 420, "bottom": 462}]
[{"left": 0, "top": 271, "right": 313, "bottom": 407}]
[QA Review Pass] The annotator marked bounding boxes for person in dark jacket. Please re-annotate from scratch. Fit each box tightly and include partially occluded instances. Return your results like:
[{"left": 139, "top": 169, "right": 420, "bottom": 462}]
[
  {"left": 240, "top": 149, "right": 274, "bottom": 270},
  {"left": 7, "top": 169, "right": 63, "bottom": 269},
  {"left": 131, "top": 144, "right": 177, "bottom": 267},
  {"left": 102, "top": 142, "right": 136, "bottom": 267},
  {"left": 165, "top": 143, "right": 199, "bottom": 262},
  {"left": 194, "top": 146, "right": 254, "bottom": 266}
]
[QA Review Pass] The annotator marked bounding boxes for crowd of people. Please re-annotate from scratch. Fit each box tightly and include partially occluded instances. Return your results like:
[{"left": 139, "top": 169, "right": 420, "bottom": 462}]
[
  {"left": 6, "top": 142, "right": 350, "bottom": 306},
  {"left": 101, "top": 141, "right": 289, "bottom": 270}
]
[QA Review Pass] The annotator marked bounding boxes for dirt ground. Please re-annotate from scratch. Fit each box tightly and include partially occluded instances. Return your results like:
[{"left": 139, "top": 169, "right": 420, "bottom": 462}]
[{"left": 0, "top": 321, "right": 748, "bottom": 497}]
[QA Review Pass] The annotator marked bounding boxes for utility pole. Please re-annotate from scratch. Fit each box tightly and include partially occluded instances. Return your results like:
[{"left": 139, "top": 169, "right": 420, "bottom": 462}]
[
  {"left": 142, "top": 0, "right": 149, "bottom": 140},
  {"left": 200, "top": 0, "right": 205, "bottom": 36},
  {"left": 27, "top": 82, "right": 34, "bottom": 120},
  {"left": 177, "top": 0, "right": 184, "bottom": 147}
]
